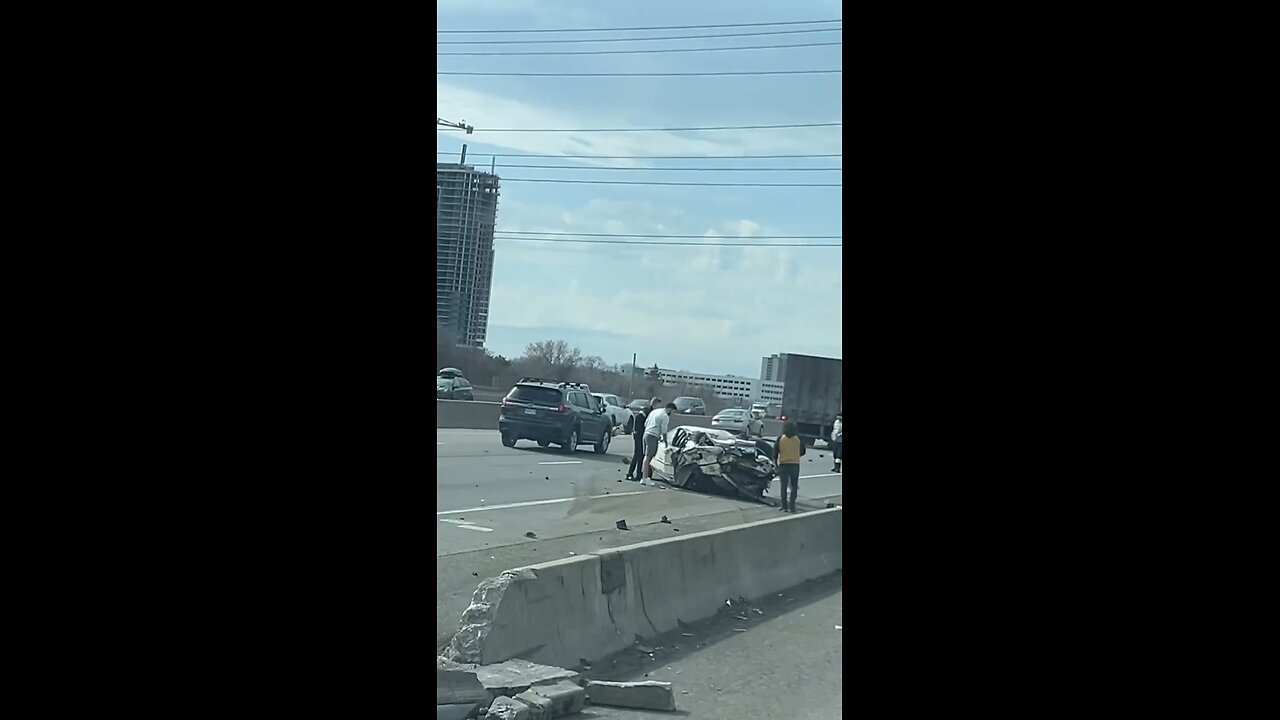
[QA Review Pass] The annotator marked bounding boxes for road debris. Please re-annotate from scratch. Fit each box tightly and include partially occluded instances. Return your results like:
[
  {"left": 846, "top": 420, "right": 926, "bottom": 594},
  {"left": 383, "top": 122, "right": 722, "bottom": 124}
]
[
  {"left": 585, "top": 680, "right": 677, "bottom": 711},
  {"left": 524, "top": 532, "right": 537, "bottom": 539},
  {"left": 616, "top": 519, "right": 630, "bottom": 531},
  {"left": 660, "top": 515, "right": 671, "bottom": 523},
  {"left": 826, "top": 501, "right": 837, "bottom": 508},
  {"left": 835, "top": 625, "right": 842, "bottom": 630}
]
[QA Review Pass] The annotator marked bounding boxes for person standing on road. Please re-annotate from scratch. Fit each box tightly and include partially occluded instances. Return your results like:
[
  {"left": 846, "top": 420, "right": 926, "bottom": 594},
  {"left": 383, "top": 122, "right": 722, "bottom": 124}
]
[
  {"left": 830, "top": 413, "right": 842, "bottom": 473},
  {"left": 642, "top": 402, "right": 677, "bottom": 484},
  {"left": 625, "top": 397, "right": 661, "bottom": 481},
  {"left": 773, "top": 420, "right": 806, "bottom": 512}
]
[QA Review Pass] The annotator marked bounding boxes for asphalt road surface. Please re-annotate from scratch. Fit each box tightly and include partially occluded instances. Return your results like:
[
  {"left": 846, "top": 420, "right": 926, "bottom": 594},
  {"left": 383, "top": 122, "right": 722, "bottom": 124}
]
[
  {"left": 436, "top": 428, "right": 844, "bottom": 649},
  {"left": 580, "top": 573, "right": 843, "bottom": 719}
]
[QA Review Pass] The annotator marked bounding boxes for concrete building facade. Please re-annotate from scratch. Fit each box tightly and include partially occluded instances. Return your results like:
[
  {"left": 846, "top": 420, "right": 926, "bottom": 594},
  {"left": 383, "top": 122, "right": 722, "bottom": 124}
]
[
  {"left": 437, "top": 163, "right": 499, "bottom": 347},
  {"left": 656, "top": 367, "right": 784, "bottom": 403}
]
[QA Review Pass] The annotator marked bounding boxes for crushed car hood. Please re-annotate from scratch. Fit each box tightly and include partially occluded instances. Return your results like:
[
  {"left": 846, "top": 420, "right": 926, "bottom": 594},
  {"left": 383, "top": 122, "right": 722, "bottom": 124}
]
[{"left": 661, "top": 426, "right": 777, "bottom": 503}]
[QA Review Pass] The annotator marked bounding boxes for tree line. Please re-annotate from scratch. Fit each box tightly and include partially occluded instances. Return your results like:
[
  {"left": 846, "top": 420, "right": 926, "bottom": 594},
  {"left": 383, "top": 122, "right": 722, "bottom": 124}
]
[{"left": 436, "top": 326, "right": 738, "bottom": 413}]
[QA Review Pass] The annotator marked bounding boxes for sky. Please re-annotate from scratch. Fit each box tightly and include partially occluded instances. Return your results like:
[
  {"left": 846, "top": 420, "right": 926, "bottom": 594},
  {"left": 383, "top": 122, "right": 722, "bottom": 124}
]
[{"left": 437, "top": 0, "right": 842, "bottom": 378}]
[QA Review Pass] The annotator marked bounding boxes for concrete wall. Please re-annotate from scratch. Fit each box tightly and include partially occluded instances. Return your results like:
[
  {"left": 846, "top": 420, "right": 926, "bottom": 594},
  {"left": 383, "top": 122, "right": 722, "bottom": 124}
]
[
  {"left": 459, "top": 508, "right": 842, "bottom": 668},
  {"left": 436, "top": 400, "right": 786, "bottom": 437},
  {"left": 438, "top": 400, "right": 500, "bottom": 429}
]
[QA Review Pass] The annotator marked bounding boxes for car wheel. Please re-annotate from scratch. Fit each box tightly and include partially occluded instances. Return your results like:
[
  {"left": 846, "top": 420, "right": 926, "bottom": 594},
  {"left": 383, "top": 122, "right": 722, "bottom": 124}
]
[
  {"left": 594, "top": 427, "right": 610, "bottom": 454},
  {"left": 562, "top": 427, "right": 578, "bottom": 453},
  {"left": 537, "top": 440, "right": 550, "bottom": 448},
  {"left": 501, "top": 433, "right": 516, "bottom": 448}
]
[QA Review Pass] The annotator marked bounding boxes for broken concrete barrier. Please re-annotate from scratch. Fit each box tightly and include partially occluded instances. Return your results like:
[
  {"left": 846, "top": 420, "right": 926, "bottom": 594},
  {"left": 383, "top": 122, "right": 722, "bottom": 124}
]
[
  {"left": 470, "top": 658, "right": 580, "bottom": 698},
  {"left": 444, "top": 569, "right": 538, "bottom": 664},
  {"left": 444, "top": 508, "right": 842, "bottom": 669},
  {"left": 512, "top": 690, "right": 553, "bottom": 720},
  {"left": 530, "top": 680, "right": 587, "bottom": 716},
  {"left": 487, "top": 695, "right": 529, "bottom": 720},
  {"left": 436, "top": 669, "right": 491, "bottom": 708},
  {"left": 585, "top": 680, "right": 677, "bottom": 711}
]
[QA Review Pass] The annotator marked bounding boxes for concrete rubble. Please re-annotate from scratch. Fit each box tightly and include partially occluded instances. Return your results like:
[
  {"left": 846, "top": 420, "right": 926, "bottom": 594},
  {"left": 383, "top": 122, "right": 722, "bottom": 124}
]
[
  {"left": 512, "top": 690, "right": 553, "bottom": 720},
  {"left": 444, "top": 569, "right": 538, "bottom": 664},
  {"left": 529, "top": 680, "right": 587, "bottom": 717},
  {"left": 487, "top": 696, "right": 528, "bottom": 720},
  {"left": 471, "top": 658, "right": 581, "bottom": 698},
  {"left": 436, "top": 668, "right": 492, "bottom": 719},
  {"left": 585, "top": 680, "right": 677, "bottom": 711}
]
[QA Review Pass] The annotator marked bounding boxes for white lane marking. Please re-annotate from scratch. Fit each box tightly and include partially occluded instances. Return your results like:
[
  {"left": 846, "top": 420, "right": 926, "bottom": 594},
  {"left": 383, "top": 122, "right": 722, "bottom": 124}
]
[
  {"left": 439, "top": 518, "right": 495, "bottom": 532},
  {"left": 538, "top": 461, "right": 582, "bottom": 465},
  {"left": 437, "top": 491, "right": 647, "bottom": 516},
  {"left": 801, "top": 473, "right": 840, "bottom": 479}
]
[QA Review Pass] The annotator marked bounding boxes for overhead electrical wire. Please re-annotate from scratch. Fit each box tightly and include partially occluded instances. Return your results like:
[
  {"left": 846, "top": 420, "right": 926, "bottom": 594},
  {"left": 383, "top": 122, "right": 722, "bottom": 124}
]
[
  {"left": 438, "top": 122, "right": 839, "bottom": 133},
  {"left": 496, "top": 178, "right": 840, "bottom": 187},
  {"left": 438, "top": 19, "right": 841, "bottom": 34},
  {"left": 494, "top": 237, "right": 841, "bottom": 247},
  {"left": 437, "top": 69, "right": 841, "bottom": 77},
  {"left": 437, "top": 41, "right": 840, "bottom": 56},
  {"left": 436, "top": 151, "right": 841, "bottom": 159},
  {"left": 437, "top": 28, "right": 841, "bottom": 45},
  {"left": 495, "top": 231, "right": 840, "bottom": 238},
  {"left": 480, "top": 164, "right": 841, "bottom": 171}
]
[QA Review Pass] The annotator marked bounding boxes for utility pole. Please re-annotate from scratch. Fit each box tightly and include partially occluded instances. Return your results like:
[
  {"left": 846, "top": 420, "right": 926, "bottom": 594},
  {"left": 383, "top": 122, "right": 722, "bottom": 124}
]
[
  {"left": 437, "top": 117, "right": 474, "bottom": 134},
  {"left": 629, "top": 353, "right": 636, "bottom": 399}
]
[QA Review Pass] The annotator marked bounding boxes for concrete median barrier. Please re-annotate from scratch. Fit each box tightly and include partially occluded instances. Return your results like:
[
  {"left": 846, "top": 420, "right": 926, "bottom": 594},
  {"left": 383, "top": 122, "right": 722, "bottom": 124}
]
[
  {"left": 443, "top": 507, "right": 842, "bottom": 669},
  {"left": 437, "top": 400, "right": 501, "bottom": 429}
]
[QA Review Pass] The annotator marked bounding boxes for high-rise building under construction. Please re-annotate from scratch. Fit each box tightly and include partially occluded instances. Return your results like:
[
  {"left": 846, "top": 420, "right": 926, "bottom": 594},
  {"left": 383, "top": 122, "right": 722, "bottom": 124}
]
[{"left": 436, "top": 162, "right": 499, "bottom": 347}]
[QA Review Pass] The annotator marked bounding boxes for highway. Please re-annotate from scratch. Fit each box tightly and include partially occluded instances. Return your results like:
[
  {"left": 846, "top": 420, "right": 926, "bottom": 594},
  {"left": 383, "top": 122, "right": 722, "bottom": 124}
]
[
  {"left": 435, "top": 428, "right": 844, "bottom": 650},
  {"left": 584, "top": 573, "right": 842, "bottom": 718}
]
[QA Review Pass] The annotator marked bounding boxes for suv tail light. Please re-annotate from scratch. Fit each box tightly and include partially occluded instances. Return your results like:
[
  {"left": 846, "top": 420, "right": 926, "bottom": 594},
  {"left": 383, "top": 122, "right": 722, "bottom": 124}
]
[{"left": 780, "top": 414, "right": 788, "bottom": 421}]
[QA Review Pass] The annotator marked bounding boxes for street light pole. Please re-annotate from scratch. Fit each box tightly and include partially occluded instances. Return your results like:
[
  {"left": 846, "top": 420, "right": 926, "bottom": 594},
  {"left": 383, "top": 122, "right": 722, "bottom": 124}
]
[
  {"left": 629, "top": 353, "right": 636, "bottom": 399},
  {"left": 437, "top": 117, "right": 474, "bottom": 134}
]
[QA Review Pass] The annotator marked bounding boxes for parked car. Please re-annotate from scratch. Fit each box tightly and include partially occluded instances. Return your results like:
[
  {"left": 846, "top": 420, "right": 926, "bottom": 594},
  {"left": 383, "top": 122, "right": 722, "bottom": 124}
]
[
  {"left": 592, "top": 392, "right": 630, "bottom": 429},
  {"left": 498, "top": 378, "right": 613, "bottom": 453},
  {"left": 437, "top": 375, "right": 474, "bottom": 400},
  {"left": 672, "top": 397, "right": 707, "bottom": 415},
  {"left": 627, "top": 398, "right": 651, "bottom": 413},
  {"left": 711, "top": 408, "right": 764, "bottom": 437}
]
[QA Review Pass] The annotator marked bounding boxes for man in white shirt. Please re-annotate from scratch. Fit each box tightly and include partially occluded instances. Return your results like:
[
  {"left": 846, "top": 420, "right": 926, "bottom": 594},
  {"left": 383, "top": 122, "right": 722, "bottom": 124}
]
[{"left": 642, "top": 402, "right": 677, "bottom": 482}]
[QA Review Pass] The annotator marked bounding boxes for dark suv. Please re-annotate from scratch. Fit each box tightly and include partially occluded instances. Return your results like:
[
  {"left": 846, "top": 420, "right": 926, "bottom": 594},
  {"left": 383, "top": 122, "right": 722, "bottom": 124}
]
[
  {"left": 498, "top": 378, "right": 613, "bottom": 453},
  {"left": 673, "top": 396, "right": 707, "bottom": 415}
]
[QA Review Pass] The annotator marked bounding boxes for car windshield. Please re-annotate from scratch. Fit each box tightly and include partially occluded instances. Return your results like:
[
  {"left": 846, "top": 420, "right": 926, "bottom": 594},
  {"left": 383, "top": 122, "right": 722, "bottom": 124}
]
[
  {"left": 508, "top": 385, "right": 563, "bottom": 406},
  {"left": 674, "top": 397, "right": 700, "bottom": 410},
  {"left": 436, "top": 378, "right": 453, "bottom": 388}
]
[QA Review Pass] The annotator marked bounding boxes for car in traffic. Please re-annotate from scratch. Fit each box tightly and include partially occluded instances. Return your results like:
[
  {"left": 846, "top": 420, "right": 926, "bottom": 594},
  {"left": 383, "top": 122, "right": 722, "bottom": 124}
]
[
  {"left": 627, "top": 398, "right": 651, "bottom": 413},
  {"left": 751, "top": 401, "right": 782, "bottom": 419},
  {"left": 711, "top": 408, "right": 764, "bottom": 437},
  {"left": 592, "top": 392, "right": 630, "bottom": 430},
  {"left": 498, "top": 378, "right": 613, "bottom": 453},
  {"left": 672, "top": 396, "right": 707, "bottom": 415},
  {"left": 436, "top": 374, "right": 474, "bottom": 400}
]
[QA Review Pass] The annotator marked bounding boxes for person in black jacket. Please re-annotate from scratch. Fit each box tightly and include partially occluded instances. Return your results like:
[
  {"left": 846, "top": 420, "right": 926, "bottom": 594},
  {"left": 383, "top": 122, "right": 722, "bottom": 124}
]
[{"left": 625, "top": 397, "right": 661, "bottom": 481}]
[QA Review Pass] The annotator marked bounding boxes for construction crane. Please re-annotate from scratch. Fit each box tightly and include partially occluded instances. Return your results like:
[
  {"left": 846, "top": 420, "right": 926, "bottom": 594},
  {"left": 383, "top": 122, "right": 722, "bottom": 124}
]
[{"left": 437, "top": 117, "right": 473, "bottom": 134}]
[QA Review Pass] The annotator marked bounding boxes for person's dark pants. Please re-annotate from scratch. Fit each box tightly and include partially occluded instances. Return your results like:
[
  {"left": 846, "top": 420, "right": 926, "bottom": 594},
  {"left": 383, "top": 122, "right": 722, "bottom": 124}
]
[
  {"left": 777, "top": 464, "right": 800, "bottom": 511},
  {"left": 831, "top": 441, "right": 842, "bottom": 470},
  {"left": 627, "top": 434, "right": 644, "bottom": 479}
]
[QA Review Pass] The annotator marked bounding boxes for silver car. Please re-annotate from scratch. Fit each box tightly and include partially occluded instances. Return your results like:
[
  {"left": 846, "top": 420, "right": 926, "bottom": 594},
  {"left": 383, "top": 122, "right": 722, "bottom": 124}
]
[{"left": 711, "top": 408, "right": 764, "bottom": 437}]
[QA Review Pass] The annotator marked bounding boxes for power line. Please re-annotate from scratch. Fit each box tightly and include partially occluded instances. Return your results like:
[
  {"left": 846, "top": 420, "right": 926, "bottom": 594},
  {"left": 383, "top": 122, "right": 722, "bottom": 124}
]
[
  {"left": 495, "top": 237, "right": 841, "bottom": 247},
  {"left": 484, "top": 164, "right": 841, "bottom": 171},
  {"left": 438, "top": 19, "right": 841, "bottom": 34},
  {"left": 497, "top": 178, "right": 840, "bottom": 187},
  {"left": 436, "top": 151, "right": 841, "bottom": 159},
  {"left": 437, "top": 41, "right": 840, "bottom": 56},
  {"left": 440, "top": 122, "right": 839, "bottom": 133},
  {"left": 437, "top": 27, "right": 841, "bottom": 45},
  {"left": 438, "top": 69, "right": 840, "bottom": 77},
  {"left": 496, "top": 231, "right": 840, "bottom": 238}
]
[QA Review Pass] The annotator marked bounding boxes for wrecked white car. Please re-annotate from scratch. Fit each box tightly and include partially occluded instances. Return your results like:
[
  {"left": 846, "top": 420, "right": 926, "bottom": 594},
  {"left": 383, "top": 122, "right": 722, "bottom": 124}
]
[{"left": 648, "top": 426, "right": 778, "bottom": 503}]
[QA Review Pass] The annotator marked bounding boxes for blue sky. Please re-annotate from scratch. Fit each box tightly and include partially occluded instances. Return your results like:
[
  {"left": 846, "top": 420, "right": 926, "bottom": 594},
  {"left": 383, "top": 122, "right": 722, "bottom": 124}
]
[{"left": 437, "top": 0, "right": 842, "bottom": 378}]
